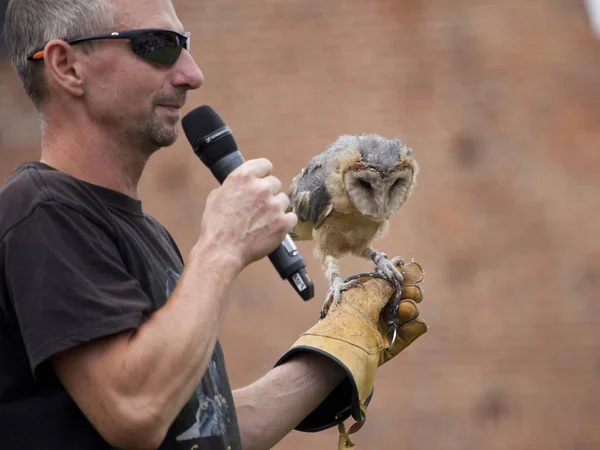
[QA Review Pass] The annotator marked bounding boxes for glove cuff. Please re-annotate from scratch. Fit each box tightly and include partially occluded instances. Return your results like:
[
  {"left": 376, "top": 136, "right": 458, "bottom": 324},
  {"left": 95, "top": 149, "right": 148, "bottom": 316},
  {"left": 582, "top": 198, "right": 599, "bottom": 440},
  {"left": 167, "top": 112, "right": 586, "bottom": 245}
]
[
  {"left": 274, "top": 301, "right": 385, "bottom": 432},
  {"left": 274, "top": 344, "right": 374, "bottom": 432}
]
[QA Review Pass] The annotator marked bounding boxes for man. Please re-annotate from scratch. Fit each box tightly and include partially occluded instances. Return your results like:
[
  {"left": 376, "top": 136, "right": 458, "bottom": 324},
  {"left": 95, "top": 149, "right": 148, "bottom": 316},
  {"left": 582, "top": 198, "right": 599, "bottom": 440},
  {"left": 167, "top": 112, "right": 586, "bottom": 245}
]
[{"left": 1, "top": 1, "right": 425, "bottom": 449}]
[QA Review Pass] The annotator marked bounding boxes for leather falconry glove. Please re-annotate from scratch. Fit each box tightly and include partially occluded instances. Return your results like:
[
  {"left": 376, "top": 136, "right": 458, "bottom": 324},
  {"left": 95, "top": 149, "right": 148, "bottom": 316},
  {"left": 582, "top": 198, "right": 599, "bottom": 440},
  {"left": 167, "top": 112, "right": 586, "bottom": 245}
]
[{"left": 274, "top": 260, "right": 427, "bottom": 449}]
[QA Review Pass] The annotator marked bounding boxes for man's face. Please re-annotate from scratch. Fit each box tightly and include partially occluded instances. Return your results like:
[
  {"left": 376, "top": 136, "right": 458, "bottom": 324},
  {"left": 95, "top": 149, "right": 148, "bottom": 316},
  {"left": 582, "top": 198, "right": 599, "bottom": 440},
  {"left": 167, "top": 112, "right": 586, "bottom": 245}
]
[{"left": 81, "top": 0, "right": 204, "bottom": 153}]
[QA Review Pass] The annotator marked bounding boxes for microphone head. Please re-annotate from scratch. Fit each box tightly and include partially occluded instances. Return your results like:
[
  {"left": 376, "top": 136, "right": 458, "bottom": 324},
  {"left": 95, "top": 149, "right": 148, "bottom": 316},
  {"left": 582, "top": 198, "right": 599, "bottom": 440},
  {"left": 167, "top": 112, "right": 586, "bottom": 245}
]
[{"left": 182, "top": 105, "right": 239, "bottom": 167}]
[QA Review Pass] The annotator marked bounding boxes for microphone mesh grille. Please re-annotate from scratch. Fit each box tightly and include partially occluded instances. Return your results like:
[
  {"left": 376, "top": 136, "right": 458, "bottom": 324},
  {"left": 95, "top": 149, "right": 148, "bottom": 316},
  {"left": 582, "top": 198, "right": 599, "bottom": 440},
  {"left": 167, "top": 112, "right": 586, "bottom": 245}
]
[{"left": 182, "top": 105, "right": 238, "bottom": 167}]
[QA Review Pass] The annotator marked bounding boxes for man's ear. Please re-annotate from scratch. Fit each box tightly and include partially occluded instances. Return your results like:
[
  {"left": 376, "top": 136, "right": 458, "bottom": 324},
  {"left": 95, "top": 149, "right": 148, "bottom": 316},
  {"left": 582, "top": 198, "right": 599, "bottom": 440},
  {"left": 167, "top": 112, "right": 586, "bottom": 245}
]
[{"left": 44, "top": 40, "right": 85, "bottom": 98}]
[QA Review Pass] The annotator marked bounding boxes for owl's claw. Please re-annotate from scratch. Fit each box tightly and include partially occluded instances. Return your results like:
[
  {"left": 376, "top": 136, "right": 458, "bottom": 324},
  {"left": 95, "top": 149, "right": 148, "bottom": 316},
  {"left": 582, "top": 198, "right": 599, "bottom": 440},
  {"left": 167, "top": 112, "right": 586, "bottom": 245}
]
[
  {"left": 373, "top": 253, "right": 404, "bottom": 282},
  {"left": 372, "top": 252, "right": 404, "bottom": 333},
  {"left": 319, "top": 277, "right": 364, "bottom": 320}
]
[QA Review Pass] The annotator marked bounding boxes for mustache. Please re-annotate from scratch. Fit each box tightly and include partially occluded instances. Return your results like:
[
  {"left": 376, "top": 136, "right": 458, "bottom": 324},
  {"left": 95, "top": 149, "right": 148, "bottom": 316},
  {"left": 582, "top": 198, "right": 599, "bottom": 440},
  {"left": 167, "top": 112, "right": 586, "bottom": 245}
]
[{"left": 153, "top": 92, "right": 187, "bottom": 108}]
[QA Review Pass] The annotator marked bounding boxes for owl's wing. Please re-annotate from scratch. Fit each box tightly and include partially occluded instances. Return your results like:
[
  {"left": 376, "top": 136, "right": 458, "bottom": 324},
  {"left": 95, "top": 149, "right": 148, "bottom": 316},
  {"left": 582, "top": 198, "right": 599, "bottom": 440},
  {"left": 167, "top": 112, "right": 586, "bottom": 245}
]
[{"left": 287, "top": 157, "right": 333, "bottom": 241}]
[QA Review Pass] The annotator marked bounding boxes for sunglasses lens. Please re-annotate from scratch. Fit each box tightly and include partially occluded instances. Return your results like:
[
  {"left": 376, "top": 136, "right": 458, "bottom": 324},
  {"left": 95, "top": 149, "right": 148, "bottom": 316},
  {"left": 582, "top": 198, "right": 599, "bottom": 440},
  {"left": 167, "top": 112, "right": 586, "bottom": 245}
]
[{"left": 132, "top": 31, "right": 183, "bottom": 65}]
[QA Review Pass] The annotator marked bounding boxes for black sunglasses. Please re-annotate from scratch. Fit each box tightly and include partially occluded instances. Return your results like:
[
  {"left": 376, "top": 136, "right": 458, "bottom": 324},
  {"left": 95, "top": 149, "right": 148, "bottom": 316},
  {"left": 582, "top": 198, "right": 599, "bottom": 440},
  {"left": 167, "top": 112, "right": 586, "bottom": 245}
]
[{"left": 28, "top": 28, "right": 191, "bottom": 66}]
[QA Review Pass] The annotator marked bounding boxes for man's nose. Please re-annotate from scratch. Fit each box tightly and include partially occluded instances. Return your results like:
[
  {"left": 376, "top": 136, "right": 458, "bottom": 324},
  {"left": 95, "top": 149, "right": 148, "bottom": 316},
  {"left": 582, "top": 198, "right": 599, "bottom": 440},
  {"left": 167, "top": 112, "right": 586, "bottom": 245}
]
[{"left": 172, "top": 50, "right": 204, "bottom": 90}]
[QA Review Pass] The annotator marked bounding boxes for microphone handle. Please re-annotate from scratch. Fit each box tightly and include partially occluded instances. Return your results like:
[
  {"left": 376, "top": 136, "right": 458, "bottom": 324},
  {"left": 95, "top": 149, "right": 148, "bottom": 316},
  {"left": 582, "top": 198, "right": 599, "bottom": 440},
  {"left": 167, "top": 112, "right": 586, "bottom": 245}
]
[
  {"left": 207, "top": 151, "right": 315, "bottom": 301},
  {"left": 268, "top": 238, "right": 314, "bottom": 301}
]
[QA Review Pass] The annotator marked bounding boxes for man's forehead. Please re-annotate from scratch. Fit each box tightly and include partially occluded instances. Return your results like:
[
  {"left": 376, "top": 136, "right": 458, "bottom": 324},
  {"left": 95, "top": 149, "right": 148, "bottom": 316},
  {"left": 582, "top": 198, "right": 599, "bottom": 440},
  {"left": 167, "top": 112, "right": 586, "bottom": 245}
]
[{"left": 112, "top": 0, "right": 184, "bottom": 32}]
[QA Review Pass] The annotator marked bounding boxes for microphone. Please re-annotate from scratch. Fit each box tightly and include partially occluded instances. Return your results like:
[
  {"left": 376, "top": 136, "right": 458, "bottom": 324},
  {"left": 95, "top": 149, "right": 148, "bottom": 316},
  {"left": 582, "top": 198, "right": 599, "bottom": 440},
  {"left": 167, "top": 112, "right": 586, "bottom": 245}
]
[{"left": 182, "top": 105, "right": 315, "bottom": 301}]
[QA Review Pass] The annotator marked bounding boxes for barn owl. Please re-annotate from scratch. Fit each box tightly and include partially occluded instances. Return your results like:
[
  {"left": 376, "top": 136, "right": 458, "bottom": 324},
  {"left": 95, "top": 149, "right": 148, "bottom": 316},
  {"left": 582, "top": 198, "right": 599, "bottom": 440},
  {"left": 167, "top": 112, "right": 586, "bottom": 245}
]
[{"left": 288, "top": 134, "right": 419, "bottom": 326}]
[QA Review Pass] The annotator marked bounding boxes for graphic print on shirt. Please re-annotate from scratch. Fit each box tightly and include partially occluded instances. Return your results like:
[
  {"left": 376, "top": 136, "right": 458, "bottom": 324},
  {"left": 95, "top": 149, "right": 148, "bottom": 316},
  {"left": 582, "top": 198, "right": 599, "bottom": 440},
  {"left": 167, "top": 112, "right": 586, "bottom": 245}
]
[
  {"left": 162, "top": 267, "right": 232, "bottom": 442},
  {"left": 176, "top": 355, "right": 232, "bottom": 441}
]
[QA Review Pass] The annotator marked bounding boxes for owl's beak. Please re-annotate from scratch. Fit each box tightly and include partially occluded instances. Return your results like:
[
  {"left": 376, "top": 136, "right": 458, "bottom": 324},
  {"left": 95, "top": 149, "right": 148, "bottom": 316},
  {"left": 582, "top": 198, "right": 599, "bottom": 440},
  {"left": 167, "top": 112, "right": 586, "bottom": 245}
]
[{"left": 374, "top": 193, "right": 388, "bottom": 215}]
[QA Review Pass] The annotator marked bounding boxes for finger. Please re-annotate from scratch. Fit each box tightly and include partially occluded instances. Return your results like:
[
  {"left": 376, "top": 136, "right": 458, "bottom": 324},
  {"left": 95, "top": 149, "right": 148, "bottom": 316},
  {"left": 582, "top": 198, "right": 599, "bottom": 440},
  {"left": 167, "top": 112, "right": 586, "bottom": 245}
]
[
  {"left": 234, "top": 158, "right": 273, "bottom": 179},
  {"left": 397, "top": 318, "right": 428, "bottom": 345},
  {"left": 205, "top": 188, "right": 219, "bottom": 206},
  {"left": 283, "top": 211, "right": 298, "bottom": 231},
  {"left": 274, "top": 192, "right": 290, "bottom": 211},
  {"left": 401, "top": 283, "right": 423, "bottom": 303},
  {"left": 264, "top": 175, "right": 282, "bottom": 195},
  {"left": 401, "top": 261, "right": 424, "bottom": 284},
  {"left": 397, "top": 299, "right": 419, "bottom": 324}
]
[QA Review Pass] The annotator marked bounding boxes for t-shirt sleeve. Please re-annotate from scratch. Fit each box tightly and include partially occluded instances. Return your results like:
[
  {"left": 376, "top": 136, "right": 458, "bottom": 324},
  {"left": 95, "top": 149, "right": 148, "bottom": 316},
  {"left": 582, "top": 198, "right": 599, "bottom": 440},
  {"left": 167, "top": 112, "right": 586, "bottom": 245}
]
[{"left": 3, "top": 201, "right": 152, "bottom": 375}]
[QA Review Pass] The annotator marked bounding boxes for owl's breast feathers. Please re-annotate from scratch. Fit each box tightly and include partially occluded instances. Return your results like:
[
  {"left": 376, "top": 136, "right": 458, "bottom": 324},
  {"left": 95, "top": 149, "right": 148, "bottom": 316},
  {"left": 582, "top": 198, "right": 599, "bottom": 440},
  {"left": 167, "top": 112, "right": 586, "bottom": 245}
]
[{"left": 313, "top": 209, "right": 388, "bottom": 259}]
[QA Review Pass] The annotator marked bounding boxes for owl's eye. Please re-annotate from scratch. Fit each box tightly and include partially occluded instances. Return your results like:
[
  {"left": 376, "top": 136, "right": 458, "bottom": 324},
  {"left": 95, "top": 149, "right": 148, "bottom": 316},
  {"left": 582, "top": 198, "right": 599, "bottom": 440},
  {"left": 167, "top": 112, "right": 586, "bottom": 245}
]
[{"left": 358, "top": 179, "right": 372, "bottom": 190}]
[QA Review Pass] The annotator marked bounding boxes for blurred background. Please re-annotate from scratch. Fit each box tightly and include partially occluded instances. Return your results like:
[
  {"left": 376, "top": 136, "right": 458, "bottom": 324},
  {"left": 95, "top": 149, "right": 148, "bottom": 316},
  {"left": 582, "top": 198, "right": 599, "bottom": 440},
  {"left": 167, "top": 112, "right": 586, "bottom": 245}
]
[{"left": 2, "top": 1, "right": 600, "bottom": 449}]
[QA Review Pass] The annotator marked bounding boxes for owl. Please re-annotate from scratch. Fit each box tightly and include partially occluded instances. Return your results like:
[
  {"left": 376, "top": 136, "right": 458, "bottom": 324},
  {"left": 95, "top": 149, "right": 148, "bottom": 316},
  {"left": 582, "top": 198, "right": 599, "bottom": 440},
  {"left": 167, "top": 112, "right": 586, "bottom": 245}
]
[{"left": 288, "top": 134, "right": 419, "bottom": 323}]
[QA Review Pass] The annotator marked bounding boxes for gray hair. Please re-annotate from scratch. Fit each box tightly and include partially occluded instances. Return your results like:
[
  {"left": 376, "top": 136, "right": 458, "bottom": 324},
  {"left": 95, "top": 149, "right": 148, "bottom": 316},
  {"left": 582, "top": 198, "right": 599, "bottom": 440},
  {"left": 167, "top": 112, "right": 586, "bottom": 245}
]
[{"left": 4, "top": 0, "right": 116, "bottom": 109}]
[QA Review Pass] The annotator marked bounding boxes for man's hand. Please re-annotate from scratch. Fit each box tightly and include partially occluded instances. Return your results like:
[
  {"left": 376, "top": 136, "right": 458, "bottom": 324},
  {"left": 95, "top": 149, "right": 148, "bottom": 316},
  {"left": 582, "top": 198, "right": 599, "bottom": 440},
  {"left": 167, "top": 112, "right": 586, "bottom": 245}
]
[{"left": 198, "top": 158, "right": 298, "bottom": 271}]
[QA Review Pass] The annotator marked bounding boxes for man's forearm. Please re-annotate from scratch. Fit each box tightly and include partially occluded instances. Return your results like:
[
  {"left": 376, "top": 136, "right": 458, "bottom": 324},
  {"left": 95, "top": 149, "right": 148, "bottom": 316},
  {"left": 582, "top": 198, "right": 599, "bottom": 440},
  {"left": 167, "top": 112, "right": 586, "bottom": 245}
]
[
  {"left": 233, "top": 353, "right": 344, "bottom": 450},
  {"left": 113, "top": 240, "right": 242, "bottom": 430},
  {"left": 52, "top": 238, "right": 242, "bottom": 448}
]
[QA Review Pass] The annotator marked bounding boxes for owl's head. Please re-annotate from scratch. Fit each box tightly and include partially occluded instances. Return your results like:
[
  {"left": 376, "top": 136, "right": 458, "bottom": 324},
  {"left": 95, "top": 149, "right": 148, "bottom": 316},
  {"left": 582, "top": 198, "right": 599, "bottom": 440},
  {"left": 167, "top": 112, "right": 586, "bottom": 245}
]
[{"left": 342, "top": 134, "right": 418, "bottom": 219}]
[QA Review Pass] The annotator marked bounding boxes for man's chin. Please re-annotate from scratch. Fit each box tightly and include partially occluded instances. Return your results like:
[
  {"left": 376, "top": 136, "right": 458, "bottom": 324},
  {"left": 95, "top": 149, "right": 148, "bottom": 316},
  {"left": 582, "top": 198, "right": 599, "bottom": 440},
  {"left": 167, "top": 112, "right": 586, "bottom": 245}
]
[
  {"left": 142, "top": 114, "right": 180, "bottom": 150},
  {"left": 146, "top": 126, "right": 178, "bottom": 151}
]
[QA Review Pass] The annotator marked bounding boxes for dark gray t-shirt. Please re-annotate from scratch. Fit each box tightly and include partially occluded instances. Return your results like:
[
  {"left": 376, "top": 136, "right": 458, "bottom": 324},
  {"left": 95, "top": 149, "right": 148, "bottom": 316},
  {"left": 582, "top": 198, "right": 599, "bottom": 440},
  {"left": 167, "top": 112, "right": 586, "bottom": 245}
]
[{"left": 0, "top": 162, "right": 241, "bottom": 449}]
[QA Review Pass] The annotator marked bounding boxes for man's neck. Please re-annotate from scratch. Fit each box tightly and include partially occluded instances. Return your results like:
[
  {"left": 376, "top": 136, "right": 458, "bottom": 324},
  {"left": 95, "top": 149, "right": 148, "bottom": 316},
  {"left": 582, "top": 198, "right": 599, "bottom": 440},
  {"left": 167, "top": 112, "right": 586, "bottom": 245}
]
[{"left": 40, "top": 116, "right": 152, "bottom": 200}]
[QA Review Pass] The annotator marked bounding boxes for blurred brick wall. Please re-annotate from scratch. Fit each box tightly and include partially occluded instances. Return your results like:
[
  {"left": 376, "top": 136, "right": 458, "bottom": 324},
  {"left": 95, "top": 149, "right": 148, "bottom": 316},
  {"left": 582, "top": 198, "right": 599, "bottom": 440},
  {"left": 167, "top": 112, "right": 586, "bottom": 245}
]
[{"left": 1, "top": 1, "right": 600, "bottom": 449}]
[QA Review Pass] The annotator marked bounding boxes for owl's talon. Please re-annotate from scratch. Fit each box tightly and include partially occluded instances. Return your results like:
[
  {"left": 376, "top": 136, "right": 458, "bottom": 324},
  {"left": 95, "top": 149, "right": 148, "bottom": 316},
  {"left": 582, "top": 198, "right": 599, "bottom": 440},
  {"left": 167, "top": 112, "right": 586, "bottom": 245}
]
[
  {"left": 372, "top": 253, "right": 404, "bottom": 286},
  {"left": 389, "top": 256, "right": 404, "bottom": 267},
  {"left": 371, "top": 253, "right": 405, "bottom": 333}
]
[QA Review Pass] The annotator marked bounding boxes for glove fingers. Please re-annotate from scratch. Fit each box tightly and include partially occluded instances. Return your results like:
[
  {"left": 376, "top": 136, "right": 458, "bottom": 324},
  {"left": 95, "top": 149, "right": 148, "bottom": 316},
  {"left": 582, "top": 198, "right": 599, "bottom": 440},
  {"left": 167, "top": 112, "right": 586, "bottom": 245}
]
[
  {"left": 400, "top": 261, "right": 424, "bottom": 284},
  {"left": 397, "top": 299, "right": 420, "bottom": 324},
  {"left": 380, "top": 299, "right": 423, "bottom": 344},
  {"left": 387, "top": 318, "right": 428, "bottom": 354},
  {"left": 401, "top": 283, "right": 423, "bottom": 303},
  {"left": 398, "top": 318, "right": 428, "bottom": 345},
  {"left": 381, "top": 318, "right": 428, "bottom": 363}
]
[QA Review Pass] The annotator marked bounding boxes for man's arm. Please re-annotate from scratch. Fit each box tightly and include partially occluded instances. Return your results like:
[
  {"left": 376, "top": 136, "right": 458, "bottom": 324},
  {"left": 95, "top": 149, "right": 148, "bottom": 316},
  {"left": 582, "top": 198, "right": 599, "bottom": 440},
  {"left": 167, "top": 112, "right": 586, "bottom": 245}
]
[
  {"left": 234, "top": 353, "right": 345, "bottom": 450},
  {"left": 52, "top": 241, "right": 239, "bottom": 450},
  {"left": 52, "top": 159, "right": 297, "bottom": 449}
]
